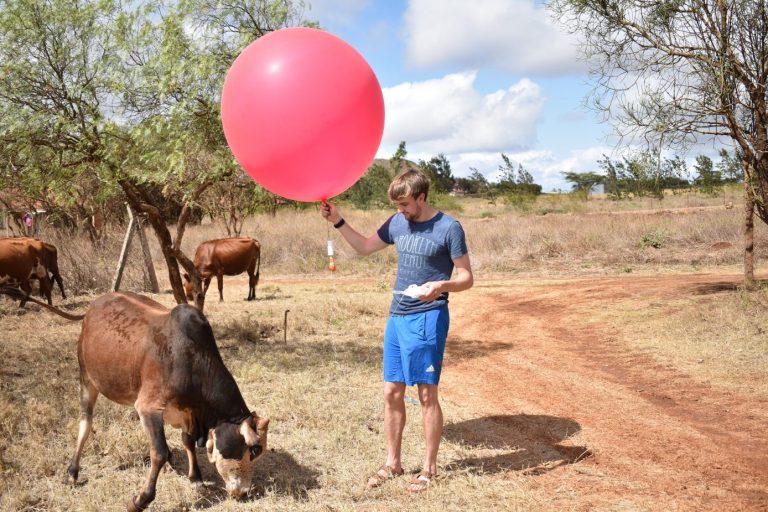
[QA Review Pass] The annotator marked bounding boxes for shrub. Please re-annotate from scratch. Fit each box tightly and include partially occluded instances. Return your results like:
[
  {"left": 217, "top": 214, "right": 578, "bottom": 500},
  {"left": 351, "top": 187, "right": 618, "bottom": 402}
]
[{"left": 639, "top": 228, "right": 668, "bottom": 249}]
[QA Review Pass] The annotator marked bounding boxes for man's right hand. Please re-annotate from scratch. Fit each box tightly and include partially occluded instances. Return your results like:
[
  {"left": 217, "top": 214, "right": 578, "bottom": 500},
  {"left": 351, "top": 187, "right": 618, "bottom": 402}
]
[{"left": 320, "top": 201, "right": 342, "bottom": 224}]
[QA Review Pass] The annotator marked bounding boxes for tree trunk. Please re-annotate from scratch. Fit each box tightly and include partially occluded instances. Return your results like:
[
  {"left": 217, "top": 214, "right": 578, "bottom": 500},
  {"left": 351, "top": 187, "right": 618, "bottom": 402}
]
[
  {"left": 119, "top": 181, "right": 189, "bottom": 304},
  {"left": 742, "top": 162, "right": 755, "bottom": 288}
]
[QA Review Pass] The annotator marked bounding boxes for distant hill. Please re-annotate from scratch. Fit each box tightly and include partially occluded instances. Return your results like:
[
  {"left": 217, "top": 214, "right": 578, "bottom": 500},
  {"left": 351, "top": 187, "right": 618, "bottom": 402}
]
[{"left": 370, "top": 158, "right": 419, "bottom": 173}]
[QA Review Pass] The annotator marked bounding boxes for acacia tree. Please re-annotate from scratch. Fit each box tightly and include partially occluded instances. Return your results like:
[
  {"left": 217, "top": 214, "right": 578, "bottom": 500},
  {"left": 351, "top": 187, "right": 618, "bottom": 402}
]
[
  {"left": 563, "top": 171, "right": 604, "bottom": 199},
  {"left": 0, "top": 0, "right": 311, "bottom": 308},
  {"left": 550, "top": 0, "right": 768, "bottom": 284}
]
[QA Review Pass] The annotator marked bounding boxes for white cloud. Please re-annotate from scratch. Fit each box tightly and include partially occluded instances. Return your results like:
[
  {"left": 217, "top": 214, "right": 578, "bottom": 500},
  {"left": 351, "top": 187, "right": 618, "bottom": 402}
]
[
  {"left": 403, "top": 0, "right": 584, "bottom": 76},
  {"left": 379, "top": 71, "right": 545, "bottom": 155}
]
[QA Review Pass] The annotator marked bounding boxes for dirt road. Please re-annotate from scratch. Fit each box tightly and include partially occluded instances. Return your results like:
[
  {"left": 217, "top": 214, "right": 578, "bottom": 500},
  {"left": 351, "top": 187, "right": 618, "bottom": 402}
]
[{"left": 443, "top": 273, "right": 768, "bottom": 511}]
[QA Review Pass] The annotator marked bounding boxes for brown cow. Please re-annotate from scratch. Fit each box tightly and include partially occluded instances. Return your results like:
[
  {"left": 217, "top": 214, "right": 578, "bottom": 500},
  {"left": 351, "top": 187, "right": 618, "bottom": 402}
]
[
  {"left": 184, "top": 237, "right": 261, "bottom": 302},
  {"left": 0, "top": 237, "right": 53, "bottom": 305},
  {"left": 18, "top": 237, "right": 66, "bottom": 299},
  {"left": 0, "top": 288, "right": 271, "bottom": 511}
]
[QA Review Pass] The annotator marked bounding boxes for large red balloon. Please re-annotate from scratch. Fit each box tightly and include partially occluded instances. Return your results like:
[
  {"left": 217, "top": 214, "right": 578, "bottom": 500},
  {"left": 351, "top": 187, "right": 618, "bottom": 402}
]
[{"left": 221, "top": 28, "right": 385, "bottom": 202}]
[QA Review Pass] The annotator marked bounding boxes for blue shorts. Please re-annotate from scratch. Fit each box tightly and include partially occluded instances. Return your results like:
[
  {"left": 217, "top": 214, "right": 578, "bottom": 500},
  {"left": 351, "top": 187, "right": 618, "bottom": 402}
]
[{"left": 383, "top": 306, "right": 450, "bottom": 386}]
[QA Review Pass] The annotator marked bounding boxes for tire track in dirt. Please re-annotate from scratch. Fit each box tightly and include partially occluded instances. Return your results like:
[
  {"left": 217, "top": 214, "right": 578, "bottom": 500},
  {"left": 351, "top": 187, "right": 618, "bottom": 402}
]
[{"left": 442, "top": 273, "right": 768, "bottom": 511}]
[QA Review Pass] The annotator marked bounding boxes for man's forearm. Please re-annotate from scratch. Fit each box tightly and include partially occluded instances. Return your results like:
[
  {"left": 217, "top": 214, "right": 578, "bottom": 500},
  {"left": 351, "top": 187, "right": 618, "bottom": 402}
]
[
  {"left": 439, "top": 269, "right": 473, "bottom": 293},
  {"left": 335, "top": 222, "right": 387, "bottom": 256}
]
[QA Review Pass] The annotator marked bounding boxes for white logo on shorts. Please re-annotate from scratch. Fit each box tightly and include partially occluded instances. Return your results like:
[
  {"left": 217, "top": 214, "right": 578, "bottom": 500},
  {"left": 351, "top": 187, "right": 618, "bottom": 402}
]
[{"left": 426, "top": 365, "right": 435, "bottom": 373}]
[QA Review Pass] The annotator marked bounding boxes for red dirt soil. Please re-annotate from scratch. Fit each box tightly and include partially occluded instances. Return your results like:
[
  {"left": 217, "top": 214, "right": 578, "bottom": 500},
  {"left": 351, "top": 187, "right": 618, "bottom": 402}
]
[{"left": 442, "top": 273, "right": 768, "bottom": 511}]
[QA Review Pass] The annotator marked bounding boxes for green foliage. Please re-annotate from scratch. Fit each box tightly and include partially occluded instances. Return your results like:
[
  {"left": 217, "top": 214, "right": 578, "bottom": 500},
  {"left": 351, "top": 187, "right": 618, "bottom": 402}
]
[
  {"left": 503, "top": 191, "right": 537, "bottom": 213},
  {"left": 429, "top": 192, "right": 462, "bottom": 213},
  {"left": 599, "top": 151, "right": 690, "bottom": 200},
  {"left": 419, "top": 153, "right": 455, "bottom": 194},
  {"left": 0, "top": 0, "right": 313, "bottom": 303},
  {"left": 390, "top": 141, "right": 408, "bottom": 174},
  {"left": 340, "top": 163, "right": 393, "bottom": 209},
  {"left": 693, "top": 155, "right": 722, "bottom": 196},
  {"left": 716, "top": 148, "right": 743, "bottom": 183},
  {"left": 639, "top": 228, "right": 668, "bottom": 249},
  {"left": 563, "top": 171, "right": 604, "bottom": 198}
]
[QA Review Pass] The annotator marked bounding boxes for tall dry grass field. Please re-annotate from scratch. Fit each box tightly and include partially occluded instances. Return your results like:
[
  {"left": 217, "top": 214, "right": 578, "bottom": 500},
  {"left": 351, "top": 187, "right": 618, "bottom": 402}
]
[{"left": 1, "top": 193, "right": 767, "bottom": 511}]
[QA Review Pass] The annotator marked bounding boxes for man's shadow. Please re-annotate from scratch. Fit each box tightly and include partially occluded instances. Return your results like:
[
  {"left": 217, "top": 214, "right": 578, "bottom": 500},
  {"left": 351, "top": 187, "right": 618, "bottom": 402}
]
[
  {"left": 167, "top": 447, "right": 320, "bottom": 508},
  {"left": 443, "top": 414, "right": 591, "bottom": 476}
]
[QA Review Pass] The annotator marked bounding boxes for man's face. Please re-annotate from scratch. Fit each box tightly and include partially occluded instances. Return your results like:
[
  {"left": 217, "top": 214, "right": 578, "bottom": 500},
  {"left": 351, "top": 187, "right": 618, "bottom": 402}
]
[{"left": 393, "top": 193, "right": 424, "bottom": 221}]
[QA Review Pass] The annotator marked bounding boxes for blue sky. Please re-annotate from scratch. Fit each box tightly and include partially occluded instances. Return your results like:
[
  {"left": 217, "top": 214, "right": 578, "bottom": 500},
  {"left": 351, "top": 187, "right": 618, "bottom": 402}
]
[{"left": 305, "top": 0, "right": 614, "bottom": 192}]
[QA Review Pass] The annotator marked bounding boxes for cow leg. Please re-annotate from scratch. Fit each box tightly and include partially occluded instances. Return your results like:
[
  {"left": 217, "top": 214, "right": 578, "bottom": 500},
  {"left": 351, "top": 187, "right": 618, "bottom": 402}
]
[
  {"left": 217, "top": 272, "right": 224, "bottom": 302},
  {"left": 54, "top": 274, "right": 66, "bottom": 299},
  {"left": 129, "top": 410, "right": 168, "bottom": 512},
  {"left": 202, "top": 277, "right": 212, "bottom": 297},
  {"left": 181, "top": 431, "right": 202, "bottom": 483},
  {"left": 67, "top": 379, "right": 99, "bottom": 483},
  {"left": 247, "top": 272, "right": 256, "bottom": 301},
  {"left": 40, "top": 275, "right": 53, "bottom": 305},
  {"left": 247, "top": 255, "right": 259, "bottom": 301},
  {"left": 18, "top": 281, "right": 32, "bottom": 308}
]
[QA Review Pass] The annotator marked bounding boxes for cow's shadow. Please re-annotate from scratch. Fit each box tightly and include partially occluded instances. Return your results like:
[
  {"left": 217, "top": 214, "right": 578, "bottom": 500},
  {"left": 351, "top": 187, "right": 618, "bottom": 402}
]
[
  {"left": 167, "top": 447, "right": 320, "bottom": 507},
  {"left": 443, "top": 414, "right": 591, "bottom": 476}
]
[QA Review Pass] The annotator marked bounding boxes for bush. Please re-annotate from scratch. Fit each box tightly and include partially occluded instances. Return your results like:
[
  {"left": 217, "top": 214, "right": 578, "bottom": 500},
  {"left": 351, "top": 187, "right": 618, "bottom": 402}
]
[
  {"left": 639, "top": 228, "right": 669, "bottom": 249},
  {"left": 430, "top": 193, "right": 463, "bottom": 213},
  {"left": 504, "top": 192, "right": 537, "bottom": 213}
]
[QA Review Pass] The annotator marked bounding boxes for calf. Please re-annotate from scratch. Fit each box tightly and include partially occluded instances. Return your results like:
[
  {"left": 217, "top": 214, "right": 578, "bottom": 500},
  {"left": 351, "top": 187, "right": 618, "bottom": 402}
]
[
  {"left": 0, "top": 237, "right": 53, "bottom": 305},
  {"left": 63, "top": 292, "right": 269, "bottom": 511},
  {"left": 184, "top": 237, "right": 261, "bottom": 302}
]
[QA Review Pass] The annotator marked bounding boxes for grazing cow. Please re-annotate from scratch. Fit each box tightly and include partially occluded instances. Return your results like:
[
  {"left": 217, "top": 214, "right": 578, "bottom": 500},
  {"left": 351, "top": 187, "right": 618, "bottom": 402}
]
[
  {"left": 184, "top": 237, "right": 261, "bottom": 302},
  {"left": 0, "top": 237, "right": 53, "bottom": 305},
  {"left": 52, "top": 291, "right": 269, "bottom": 511},
  {"left": 18, "top": 238, "right": 66, "bottom": 299}
]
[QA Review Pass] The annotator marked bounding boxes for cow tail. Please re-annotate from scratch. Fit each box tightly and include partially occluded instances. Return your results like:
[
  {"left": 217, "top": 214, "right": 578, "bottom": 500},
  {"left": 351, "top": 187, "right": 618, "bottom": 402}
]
[
  {"left": 0, "top": 286, "right": 85, "bottom": 321},
  {"left": 255, "top": 250, "right": 261, "bottom": 289}
]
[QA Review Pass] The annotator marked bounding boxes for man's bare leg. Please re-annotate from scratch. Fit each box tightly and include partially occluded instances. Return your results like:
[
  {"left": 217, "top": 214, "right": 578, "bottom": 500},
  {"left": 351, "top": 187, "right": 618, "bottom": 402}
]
[
  {"left": 367, "top": 382, "right": 407, "bottom": 488},
  {"left": 384, "top": 381, "right": 406, "bottom": 470},
  {"left": 417, "top": 383, "right": 442, "bottom": 476}
]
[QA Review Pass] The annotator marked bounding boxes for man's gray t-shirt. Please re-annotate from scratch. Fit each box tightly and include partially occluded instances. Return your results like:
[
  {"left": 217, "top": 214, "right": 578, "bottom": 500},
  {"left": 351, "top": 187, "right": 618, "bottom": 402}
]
[{"left": 377, "top": 211, "right": 468, "bottom": 315}]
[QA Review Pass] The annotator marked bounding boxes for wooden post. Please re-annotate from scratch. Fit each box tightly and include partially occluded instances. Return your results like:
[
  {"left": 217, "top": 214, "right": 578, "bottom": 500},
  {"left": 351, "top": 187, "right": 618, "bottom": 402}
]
[
  {"left": 283, "top": 309, "right": 290, "bottom": 343},
  {"left": 112, "top": 205, "right": 137, "bottom": 292},
  {"left": 135, "top": 214, "right": 159, "bottom": 293}
]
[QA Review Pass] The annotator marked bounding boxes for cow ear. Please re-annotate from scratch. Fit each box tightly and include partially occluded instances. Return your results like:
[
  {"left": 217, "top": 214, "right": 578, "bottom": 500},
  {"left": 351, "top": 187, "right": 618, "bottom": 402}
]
[
  {"left": 256, "top": 417, "right": 270, "bottom": 435},
  {"left": 248, "top": 412, "right": 269, "bottom": 437},
  {"left": 239, "top": 418, "right": 259, "bottom": 446}
]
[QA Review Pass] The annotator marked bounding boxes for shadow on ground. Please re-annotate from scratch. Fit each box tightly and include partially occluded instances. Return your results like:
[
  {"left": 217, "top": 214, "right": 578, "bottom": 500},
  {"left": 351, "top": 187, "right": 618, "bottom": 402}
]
[
  {"left": 443, "top": 414, "right": 591, "bottom": 475},
  {"left": 447, "top": 338, "right": 517, "bottom": 362},
  {"left": 167, "top": 446, "right": 321, "bottom": 507},
  {"left": 687, "top": 278, "right": 767, "bottom": 296}
]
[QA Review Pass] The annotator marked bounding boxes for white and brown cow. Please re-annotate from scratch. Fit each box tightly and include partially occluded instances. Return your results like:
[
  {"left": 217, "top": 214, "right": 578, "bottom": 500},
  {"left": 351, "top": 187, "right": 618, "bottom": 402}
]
[
  {"left": 46, "top": 291, "right": 270, "bottom": 511},
  {"left": 184, "top": 237, "right": 261, "bottom": 302},
  {"left": 0, "top": 237, "right": 53, "bottom": 305}
]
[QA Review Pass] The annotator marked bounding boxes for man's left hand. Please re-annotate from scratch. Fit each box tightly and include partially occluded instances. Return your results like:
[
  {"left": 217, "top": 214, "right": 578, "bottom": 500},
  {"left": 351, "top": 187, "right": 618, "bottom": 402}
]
[{"left": 418, "top": 282, "right": 443, "bottom": 302}]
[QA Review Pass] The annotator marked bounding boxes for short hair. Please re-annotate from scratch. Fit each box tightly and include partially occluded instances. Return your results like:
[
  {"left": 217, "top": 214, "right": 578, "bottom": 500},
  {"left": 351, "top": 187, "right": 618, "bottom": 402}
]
[{"left": 388, "top": 169, "right": 430, "bottom": 201}]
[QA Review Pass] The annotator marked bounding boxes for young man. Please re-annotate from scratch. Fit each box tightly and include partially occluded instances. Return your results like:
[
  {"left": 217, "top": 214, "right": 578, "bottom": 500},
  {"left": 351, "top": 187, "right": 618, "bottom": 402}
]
[{"left": 320, "top": 169, "right": 473, "bottom": 492}]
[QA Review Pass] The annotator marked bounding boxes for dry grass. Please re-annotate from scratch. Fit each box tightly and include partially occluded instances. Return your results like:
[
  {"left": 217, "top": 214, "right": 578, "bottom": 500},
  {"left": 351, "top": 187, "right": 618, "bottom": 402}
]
[
  {"left": 587, "top": 282, "right": 768, "bottom": 395},
  {"left": 1, "top": 192, "right": 767, "bottom": 511},
  {"left": 0, "top": 279, "right": 543, "bottom": 511},
  {"left": 22, "top": 191, "right": 766, "bottom": 296}
]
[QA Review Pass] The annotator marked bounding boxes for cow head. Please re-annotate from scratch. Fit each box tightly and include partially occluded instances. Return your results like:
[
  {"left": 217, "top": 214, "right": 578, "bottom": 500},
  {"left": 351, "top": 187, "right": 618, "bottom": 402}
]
[
  {"left": 182, "top": 273, "right": 194, "bottom": 301},
  {"left": 206, "top": 412, "right": 269, "bottom": 499}
]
